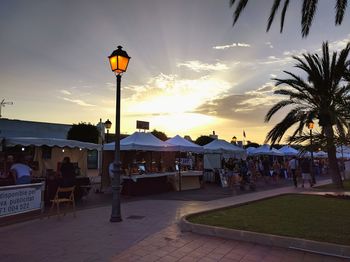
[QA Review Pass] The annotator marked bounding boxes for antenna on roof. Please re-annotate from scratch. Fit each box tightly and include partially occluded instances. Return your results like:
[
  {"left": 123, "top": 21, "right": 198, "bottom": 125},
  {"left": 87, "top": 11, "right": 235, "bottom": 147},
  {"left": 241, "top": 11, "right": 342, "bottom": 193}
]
[{"left": 0, "top": 99, "right": 14, "bottom": 118}]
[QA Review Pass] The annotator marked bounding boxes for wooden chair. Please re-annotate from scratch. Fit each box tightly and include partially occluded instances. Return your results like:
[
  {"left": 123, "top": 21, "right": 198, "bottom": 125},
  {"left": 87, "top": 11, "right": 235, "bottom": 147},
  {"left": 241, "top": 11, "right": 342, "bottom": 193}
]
[{"left": 48, "top": 186, "right": 76, "bottom": 218}]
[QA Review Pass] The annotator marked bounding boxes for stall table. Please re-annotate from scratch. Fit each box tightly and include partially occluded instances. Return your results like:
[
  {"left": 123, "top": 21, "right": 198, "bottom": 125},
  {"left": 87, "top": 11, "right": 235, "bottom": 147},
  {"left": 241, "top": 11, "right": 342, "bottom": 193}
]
[
  {"left": 121, "top": 172, "right": 175, "bottom": 196},
  {"left": 173, "top": 171, "right": 203, "bottom": 191}
]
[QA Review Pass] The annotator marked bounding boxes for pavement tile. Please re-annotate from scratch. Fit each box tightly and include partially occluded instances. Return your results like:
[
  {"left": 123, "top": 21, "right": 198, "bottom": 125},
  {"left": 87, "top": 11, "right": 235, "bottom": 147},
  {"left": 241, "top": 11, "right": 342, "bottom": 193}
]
[
  {"left": 178, "top": 256, "right": 199, "bottom": 262},
  {"left": 223, "top": 250, "right": 245, "bottom": 260},
  {"left": 138, "top": 254, "right": 162, "bottom": 262},
  {"left": 219, "top": 258, "right": 240, "bottom": 262},
  {"left": 156, "top": 255, "right": 180, "bottom": 262},
  {"left": 207, "top": 251, "right": 225, "bottom": 260}
]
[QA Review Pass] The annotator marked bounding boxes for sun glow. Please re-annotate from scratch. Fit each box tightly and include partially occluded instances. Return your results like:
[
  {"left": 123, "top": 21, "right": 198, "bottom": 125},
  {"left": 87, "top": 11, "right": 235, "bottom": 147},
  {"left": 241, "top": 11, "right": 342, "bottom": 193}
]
[{"left": 149, "top": 113, "right": 216, "bottom": 136}]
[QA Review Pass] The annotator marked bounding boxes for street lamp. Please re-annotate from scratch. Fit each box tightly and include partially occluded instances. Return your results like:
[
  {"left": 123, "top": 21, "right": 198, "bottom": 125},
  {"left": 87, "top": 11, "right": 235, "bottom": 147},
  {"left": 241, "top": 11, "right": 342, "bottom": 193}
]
[
  {"left": 231, "top": 136, "right": 237, "bottom": 144},
  {"left": 104, "top": 119, "right": 112, "bottom": 143},
  {"left": 307, "top": 120, "right": 315, "bottom": 184},
  {"left": 108, "top": 45, "right": 130, "bottom": 222}
]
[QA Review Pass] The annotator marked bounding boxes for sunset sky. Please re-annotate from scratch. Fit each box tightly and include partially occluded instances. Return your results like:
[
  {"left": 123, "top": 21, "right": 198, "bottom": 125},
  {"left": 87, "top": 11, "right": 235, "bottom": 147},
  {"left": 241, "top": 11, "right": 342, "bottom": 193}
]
[{"left": 1, "top": 0, "right": 350, "bottom": 143}]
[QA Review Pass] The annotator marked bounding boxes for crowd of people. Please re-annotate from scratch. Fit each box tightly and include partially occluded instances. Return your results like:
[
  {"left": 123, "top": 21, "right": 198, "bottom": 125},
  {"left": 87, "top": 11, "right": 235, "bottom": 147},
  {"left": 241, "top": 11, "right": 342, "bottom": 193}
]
[{"left": 221, "top": 156, "right": 330, "bottom": 190}]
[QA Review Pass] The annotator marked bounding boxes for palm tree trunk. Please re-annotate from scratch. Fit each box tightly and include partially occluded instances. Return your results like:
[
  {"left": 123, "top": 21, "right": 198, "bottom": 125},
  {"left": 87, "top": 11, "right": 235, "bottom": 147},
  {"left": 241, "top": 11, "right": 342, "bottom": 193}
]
[{"left": 324, "top": 125, "right": 343, "bottom": 188}]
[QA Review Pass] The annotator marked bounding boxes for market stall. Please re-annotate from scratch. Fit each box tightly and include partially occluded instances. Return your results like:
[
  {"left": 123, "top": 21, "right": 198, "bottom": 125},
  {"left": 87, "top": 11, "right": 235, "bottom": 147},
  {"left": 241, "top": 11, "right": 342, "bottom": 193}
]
[
  {"left": 103, "top": 132, "right": 177, "bottom": 195},
  {"left": 0, "top": 137, "right": 101, "bottom": 202},
  {"left": 203, "top": 139, "right": 246, "bottom": 183},
  {"left": 166, "top": 135, "right": 204, "bottom": 191}
]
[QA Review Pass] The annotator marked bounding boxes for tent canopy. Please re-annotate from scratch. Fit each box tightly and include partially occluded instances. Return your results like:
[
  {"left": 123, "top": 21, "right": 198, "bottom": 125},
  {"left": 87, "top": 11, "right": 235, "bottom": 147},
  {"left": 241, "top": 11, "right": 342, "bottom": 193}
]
[
  {"left": 251, "top": 144, "right": 284, "bottom": 156},
  {"left": 104, "top": 132, "right": 175, "bottom": 151},
  {"left": 279, "top": 145, "right": 299, "bottom": 156},
  {"left": 166, "top": 135, "right": 203, "bottom": 153},
  {"left": 4, "top": 137, "right": 101, "bottom": 150},
  {"left": 246, "top": 147, "right": 257, "bottom": 155},
  {"left": 204, "top": 139, "right": 245, "bottom": 154},
  {"left": 314, "top": 151, "right": 328, "bottom": 158}
]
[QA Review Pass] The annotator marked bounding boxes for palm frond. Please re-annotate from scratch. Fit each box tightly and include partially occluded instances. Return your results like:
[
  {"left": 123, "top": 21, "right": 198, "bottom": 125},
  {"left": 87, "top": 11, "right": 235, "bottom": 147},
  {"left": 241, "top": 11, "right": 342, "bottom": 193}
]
[
  {"left": 229, "top": 0, "right": 237, "bottom": 7},
  {"left": 280, "top": 0, "right": 290, "bottom": 33},
  {"left": 232, "top": 0, "right": 249, "bottom": 26},
  {"left": 265, "top": 108, "right": 306, "bottom": 144},
  {"left": 301, "top": 0, "right": 318, "bottom": 37},
  {"left": 264, "top": 99, "right": 294, "bottom": 122},
  {"left": 267, "top": 0, "right": 282, "bottom": 32},
  {"left": 335, "top": 0, "right": 348, "bottom": 25}
]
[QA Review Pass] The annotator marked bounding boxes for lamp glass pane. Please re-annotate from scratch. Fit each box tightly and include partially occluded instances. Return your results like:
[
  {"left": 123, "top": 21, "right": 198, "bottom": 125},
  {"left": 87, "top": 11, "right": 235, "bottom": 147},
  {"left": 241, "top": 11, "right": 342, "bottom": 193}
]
[
  {"left": 117, "top": 56, "right": 129, "bottom": 73},
  {"left": 109, "top": 56, "right": 117, "bottom": 71}
]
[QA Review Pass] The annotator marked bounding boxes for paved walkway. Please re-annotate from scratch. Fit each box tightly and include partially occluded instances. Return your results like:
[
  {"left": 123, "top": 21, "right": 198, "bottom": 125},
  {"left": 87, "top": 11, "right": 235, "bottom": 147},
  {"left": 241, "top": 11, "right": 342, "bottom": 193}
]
[{"left": 0, "top": 180, "right": 346, "bottom": 261}]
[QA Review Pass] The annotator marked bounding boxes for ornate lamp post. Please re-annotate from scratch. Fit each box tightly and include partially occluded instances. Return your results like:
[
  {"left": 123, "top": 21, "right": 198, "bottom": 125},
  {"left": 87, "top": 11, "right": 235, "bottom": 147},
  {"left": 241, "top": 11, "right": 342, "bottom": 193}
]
[
  {"left": 108, "top": 45, "right": 130, "bottom": 222},
  {"left": 104, "top": 119, "right": 112, "bottom": 143},
  {"left": 307, "top": 120, "right": 315, "bottom": 184}
]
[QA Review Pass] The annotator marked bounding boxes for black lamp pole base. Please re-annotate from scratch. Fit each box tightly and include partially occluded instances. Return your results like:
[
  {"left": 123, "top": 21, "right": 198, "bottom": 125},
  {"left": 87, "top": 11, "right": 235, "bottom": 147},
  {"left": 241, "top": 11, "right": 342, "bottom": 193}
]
[{"left": 110, "top": 216, "right": 122, "bottom": 222}]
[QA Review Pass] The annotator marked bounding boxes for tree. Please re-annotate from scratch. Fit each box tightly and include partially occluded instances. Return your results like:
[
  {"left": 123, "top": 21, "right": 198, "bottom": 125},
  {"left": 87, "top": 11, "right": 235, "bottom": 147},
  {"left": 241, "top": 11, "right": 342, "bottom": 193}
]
[
  {"left": 194, "top": 135, "right": 214, "bottom": 146},
  {"left": 151, "top": 129, "right": 168, "bottom": 141},
  {"left": 230, "top": 0, "right": 348, "bottom": 37},
  {"left": 67, "top": 122, "right": 99, "bottom": 144},
  {"left": 244, "top": 141, "right": 259, "bottom": 148},
  {"left": 264, "top": 42, "right": 350, "bottom": 188}
]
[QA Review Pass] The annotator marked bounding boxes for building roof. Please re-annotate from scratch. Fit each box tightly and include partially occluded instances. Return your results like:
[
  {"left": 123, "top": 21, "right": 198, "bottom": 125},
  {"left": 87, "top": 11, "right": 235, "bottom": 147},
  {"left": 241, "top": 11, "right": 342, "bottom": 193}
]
[{"left": 0, "top": 118, "right": 71, "bottom": 139}]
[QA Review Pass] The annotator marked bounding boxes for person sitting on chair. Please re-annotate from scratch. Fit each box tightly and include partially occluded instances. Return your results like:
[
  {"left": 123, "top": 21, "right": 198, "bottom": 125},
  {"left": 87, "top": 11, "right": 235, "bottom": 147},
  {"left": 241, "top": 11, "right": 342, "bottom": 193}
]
[
  {"left": 10, "top": 155, "right": 32, "bottom": 185},
  {"left": 59, "top": 157, "right": 76, "bottom": 187}
]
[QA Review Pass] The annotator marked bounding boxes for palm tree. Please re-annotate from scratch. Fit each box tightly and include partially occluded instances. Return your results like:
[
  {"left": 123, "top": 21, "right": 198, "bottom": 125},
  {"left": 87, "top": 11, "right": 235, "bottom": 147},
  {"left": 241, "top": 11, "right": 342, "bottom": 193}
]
[
  {"left": 230, "top": 0, "right": 348, "bottom": 37},
  {"left": 265, "top": 42, "right": 350, "bottom": 188}
]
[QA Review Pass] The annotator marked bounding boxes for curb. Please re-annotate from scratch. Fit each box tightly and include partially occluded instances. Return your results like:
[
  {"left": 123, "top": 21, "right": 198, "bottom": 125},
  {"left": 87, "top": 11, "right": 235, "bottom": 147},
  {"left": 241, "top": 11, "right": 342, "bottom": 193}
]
[{"left": 179, "top": 194, "right": 350, "bottom": 259}]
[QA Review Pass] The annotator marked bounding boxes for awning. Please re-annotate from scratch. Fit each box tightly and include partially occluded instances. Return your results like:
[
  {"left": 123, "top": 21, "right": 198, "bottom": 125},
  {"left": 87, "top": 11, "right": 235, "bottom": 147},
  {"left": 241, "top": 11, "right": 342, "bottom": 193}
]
[{"left": 4, "top": 137, "right": 101, "bottom": 150}]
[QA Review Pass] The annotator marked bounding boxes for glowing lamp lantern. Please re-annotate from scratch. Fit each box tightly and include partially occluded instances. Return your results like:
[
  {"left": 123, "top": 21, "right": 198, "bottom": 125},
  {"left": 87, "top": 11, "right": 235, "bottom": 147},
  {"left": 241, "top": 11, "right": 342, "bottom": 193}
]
[
  {"left": 105, "top": 119, "right": 112, "bottom": 130},
  {"left": 231, "top": 136, "right": 237, "bottom": 144},
  {"left": 308, "top": 120, "right": 314, "bottom": 130},
  {"left": 105, "top": 119, "right": 112, "bottom": 143},
  {"left": 108, "top": 46, "right": 130, "bottom": 74}
]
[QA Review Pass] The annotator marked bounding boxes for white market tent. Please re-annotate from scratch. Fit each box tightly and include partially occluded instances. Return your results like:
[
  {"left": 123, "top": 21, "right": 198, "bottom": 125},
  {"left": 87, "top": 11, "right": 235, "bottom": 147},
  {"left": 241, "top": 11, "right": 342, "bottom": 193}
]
[
  {"left": 246, "top": 147, "right": 257, "bottom": 156},
  {"left": 313, "top": 151, "right": 328, "bottom": 158},
  {"left": 278, "top": 145, "right": 299, "bottom": 156},
  {"left": 203, "top": 139, "right": 245, "bottom": 154},
  {"left": 166, "top": 135, "right": 203, "bottom": 153},
  {"left": 337, "top": 146, "right": 350, "bottom": 154},
  {"left": 4, "top": 137, "right": 101, "bottom": 150},
  {"left": 337, "top": 152, "right": 350, "bottom": 159},
  {"left": 203, "top": 139, "right": 245, "bottom": 170},
  {"left": 251, "top": 144, "right": 284, "bottom": 156},
  {"left": 3, "top": 137, "right": 101, "bottom": 177},
  {"left": 104, "top": 132, "right": 175, "bottom": 151}
]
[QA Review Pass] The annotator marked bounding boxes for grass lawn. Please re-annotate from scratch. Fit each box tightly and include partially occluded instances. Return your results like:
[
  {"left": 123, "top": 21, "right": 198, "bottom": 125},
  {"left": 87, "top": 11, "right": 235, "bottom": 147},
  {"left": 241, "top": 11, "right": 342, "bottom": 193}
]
[
  {"left": 316, "top": 179, "right": 350, "bottom": 190},
  {"left": 188, "top": 194, "right": 350, "bottom": 245}
]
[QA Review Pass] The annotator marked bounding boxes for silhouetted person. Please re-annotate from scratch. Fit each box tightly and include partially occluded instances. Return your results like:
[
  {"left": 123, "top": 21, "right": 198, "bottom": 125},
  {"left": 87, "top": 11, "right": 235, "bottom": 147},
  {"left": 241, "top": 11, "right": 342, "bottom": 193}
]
[
  {"left": 300, "top": 158, "right": 313, "bottom": 188},
  {"left": 59, "top": 157, "right": 76, "bottom": 187},
  {"left": 10, "top": 155, "right": 32, "bottom": 185},
  {"left": 288, "top": 156, "right": 299, "bottom": 187}
]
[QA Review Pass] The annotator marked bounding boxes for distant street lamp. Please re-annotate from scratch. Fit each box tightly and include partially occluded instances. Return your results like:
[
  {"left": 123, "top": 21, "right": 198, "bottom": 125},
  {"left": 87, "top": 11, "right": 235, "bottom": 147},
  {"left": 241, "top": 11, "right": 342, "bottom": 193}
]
[
  {"left": 104, "top": 119, "right": 112, "bottom": 143},
  {"left": 307, "top": 120, "right": 315, "bottom": 184},
  {"left": 108, "top": 45, "right": 130, "bottom": 222},
  {"left": 231, "top": 136, "right": 237, "bottom": 144}
]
